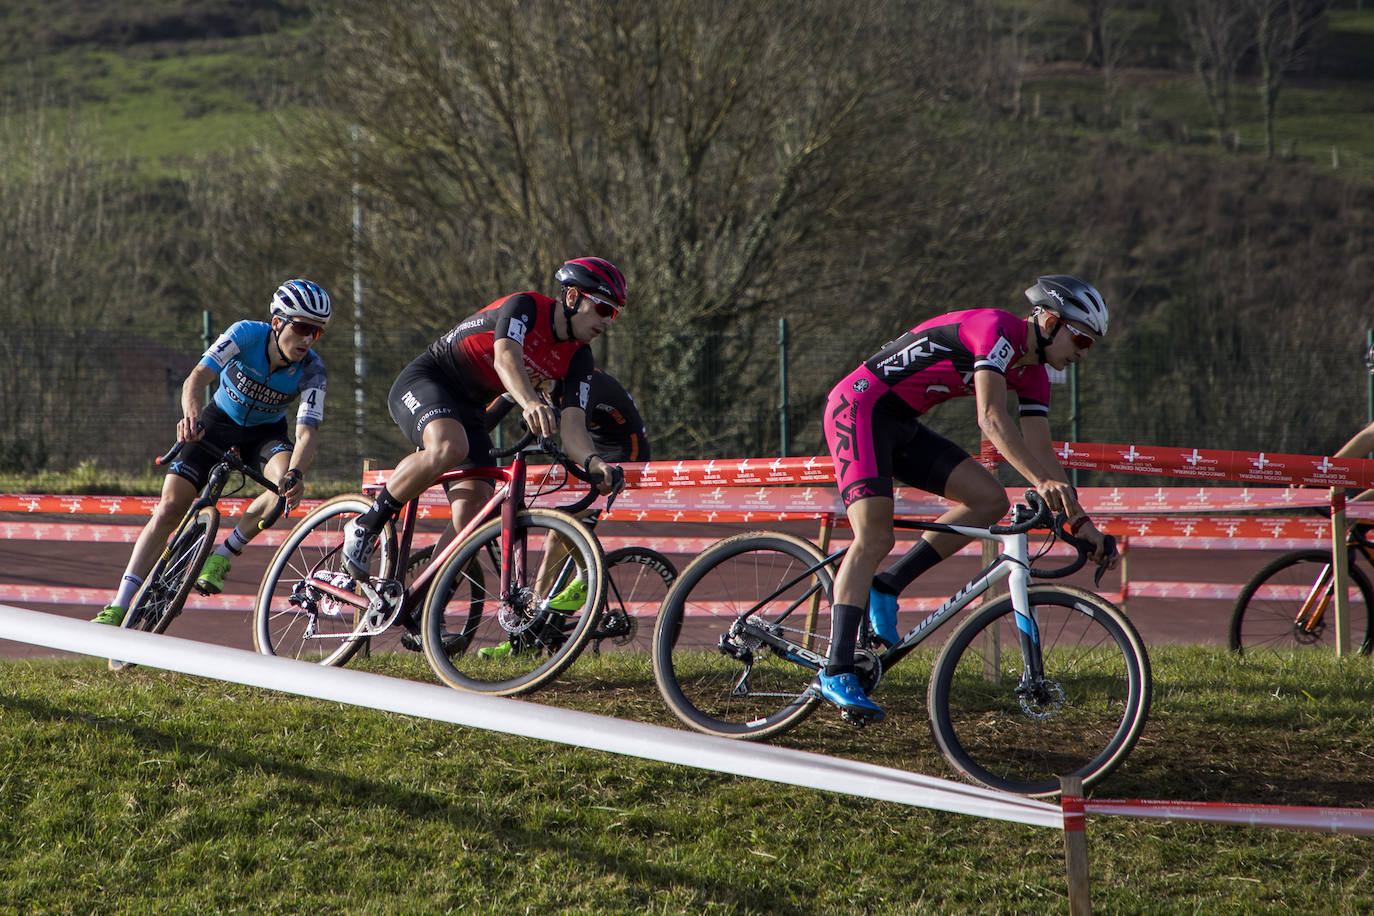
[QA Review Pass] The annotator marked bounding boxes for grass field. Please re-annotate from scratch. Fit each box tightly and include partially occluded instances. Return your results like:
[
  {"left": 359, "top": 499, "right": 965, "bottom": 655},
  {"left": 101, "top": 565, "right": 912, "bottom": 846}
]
[{"left": 1, "top": 646, "right": 1370, "bottom": 913}]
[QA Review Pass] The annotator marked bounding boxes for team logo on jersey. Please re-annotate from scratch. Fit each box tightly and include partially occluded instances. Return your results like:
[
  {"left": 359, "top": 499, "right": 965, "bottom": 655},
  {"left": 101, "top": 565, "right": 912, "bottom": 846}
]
[
  {"left": 852, "top": 378, "right": 870, "bottom": 392},
  {"left": 402, "top": 390, "right": 421, "bottom": 414},
  {"left": 877, "top": 335, "right": 951, "bottom": 376},
  {"left": 508, "top": 316, "right": 528, "bottom": 345}
]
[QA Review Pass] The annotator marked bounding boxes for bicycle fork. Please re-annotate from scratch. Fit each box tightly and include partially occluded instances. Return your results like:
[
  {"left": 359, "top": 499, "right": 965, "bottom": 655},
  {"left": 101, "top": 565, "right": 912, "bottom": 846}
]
[
  {"left": 999, "top": 537, "right": 1065, "bottom": 719},
  {"left": 1294, "top": 562, "right": 1337, "bottom": 638}
]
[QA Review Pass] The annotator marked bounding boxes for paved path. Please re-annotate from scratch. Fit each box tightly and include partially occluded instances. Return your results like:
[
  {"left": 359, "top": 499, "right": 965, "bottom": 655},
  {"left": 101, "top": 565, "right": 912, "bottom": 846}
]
[{"left": 0, "top": 516, "right": 1277, "bottom": 659}]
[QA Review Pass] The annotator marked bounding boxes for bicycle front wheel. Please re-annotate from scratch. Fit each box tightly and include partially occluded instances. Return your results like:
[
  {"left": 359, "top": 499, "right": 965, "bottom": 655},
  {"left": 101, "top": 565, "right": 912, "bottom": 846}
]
[
  {"left": 928, "top": 586, "right": 1152, "bottom": 797},
  {"left": 422, "top": 508, "right": 605, "bottom": 696},
  {"left": 1229, "top": 550, "right": 1374, "bottom": 656},
  {"left": 651, "top": 532, "right": 833, "bottom": 739},
  {"left": 253, "top": 494, "right": 398, "bottom": 666},
  {"left": 591, "top": 546, "right": 677, "bottom": 654},
  {"left": 113, "top": 507, "right": 219, "bottom": 670}
]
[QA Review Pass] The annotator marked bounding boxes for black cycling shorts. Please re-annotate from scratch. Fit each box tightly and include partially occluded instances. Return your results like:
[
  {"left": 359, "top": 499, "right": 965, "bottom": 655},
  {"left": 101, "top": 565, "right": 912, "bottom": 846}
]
[
  {"left": 387, "top": 352, "right": 494, "bottom": 468},
  {"left": 166, "top": 403, "right": 291, "bottom": 490}
]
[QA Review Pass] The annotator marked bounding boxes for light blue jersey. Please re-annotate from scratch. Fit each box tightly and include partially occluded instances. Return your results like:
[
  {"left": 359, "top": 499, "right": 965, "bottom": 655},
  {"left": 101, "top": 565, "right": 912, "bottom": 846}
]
[{"left": 200, "top": 320, "right": 327, "bottom": 428}]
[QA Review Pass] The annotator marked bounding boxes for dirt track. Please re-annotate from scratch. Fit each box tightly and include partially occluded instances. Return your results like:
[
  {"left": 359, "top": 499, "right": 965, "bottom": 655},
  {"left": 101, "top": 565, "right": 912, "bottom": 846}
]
[{"left": 0, "top": 514, "right": 1281, "bottom": 660}]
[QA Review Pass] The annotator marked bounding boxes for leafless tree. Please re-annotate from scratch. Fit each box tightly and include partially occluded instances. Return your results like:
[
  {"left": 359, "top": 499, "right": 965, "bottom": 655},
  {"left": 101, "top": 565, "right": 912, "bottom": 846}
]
[
  {"left": 298, "top": 0, "right": 1013, "bottom": 455},
  {"left": 1173, "top": 0, "right": 1249, "bottom": 138},
  {"left": 1242, "top": 0, "right": 1332, "bottom": 157},
  {"left": 0, "top": 102, "right": 173, "bottom": 470}
]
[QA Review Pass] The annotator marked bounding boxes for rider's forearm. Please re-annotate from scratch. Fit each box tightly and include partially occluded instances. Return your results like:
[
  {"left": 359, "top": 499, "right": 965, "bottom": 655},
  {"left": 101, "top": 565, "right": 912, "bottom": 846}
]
[
  {"left": 492, "top": 341, "right": 543, "bottom": 410},
  {"left": 1334, "top": 422, "right": 1374, "bottom": 459},
  {"left": 558, "top": 408, "right": 600, "bottom": 469},
  {"left": 289, "top": 424, "right": 319, "bottom": 475},
  {"left": 180, "top": 365, "right": 216, "bottom": 421},
  {"left": 978, "top": 407, "right": 1057, "bottom": 488}
]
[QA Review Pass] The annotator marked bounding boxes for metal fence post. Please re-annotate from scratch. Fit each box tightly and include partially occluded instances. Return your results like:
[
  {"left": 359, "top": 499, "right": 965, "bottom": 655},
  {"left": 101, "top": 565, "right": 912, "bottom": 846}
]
[
  {"left": 202, "top": 309, "right": 214, "bottom": 405},
  {"left": 351, "top": 124, "right": 367, "bottom": 469},
  {"left": 1331, "top": 487, "right": 1351, "bottom": 657},
  {"left": 778, "top": 316, "right": 790, "bottom": 458}
]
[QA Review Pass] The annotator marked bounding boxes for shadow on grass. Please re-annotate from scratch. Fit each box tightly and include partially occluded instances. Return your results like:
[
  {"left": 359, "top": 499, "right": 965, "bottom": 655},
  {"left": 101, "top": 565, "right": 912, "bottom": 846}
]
[{"left": 0, "top": 689, "right": 819, "bottom": 915}]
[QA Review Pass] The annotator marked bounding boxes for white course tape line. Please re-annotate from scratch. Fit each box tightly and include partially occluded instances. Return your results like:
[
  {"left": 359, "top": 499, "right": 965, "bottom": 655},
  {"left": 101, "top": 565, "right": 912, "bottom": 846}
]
[
  {"left": 1084, "top": 799, "right": 1374, "bottom": 835},
  {"left": 0, "top": 603, "right": 1060, "bottom": 829}
]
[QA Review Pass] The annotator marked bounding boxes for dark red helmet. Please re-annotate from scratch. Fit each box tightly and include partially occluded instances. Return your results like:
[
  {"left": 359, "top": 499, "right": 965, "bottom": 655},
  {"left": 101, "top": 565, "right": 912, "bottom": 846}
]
[{"left": 554, "top": 256, "right": 627, "bottom": 311}]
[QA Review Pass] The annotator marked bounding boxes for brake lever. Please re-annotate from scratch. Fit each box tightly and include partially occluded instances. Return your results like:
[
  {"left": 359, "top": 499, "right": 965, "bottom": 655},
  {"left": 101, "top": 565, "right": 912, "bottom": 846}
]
[{"left": 1093, "top": 534, "right": 1118, "bottom": 588}]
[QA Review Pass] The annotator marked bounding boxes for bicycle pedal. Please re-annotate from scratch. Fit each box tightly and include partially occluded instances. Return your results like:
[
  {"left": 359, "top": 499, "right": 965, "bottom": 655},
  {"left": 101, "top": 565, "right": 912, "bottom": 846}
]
[{"left": 839, "top": 710, "right": 870, "bottom": 728}]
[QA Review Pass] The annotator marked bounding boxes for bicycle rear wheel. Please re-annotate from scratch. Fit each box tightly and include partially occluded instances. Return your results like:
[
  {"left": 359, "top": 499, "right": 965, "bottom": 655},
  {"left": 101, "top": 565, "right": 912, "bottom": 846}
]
[
  {"left": 422, "top": 508, "right": 605, "bottom": 696},
  {"left": 253, "top": 494, "right": 398, "bottom": 666},
  {"left": 112, "top": 507, "right": 219, "bottom": 671},
  {"left": 927, "top": 586, "right": 1152, "bottom": 798},
  {"left": 1229, "top": 549, "right": 1374, "bottom": 656},
  {"left": 591, "top": 546, "right": 677, "bottom": 654},
  {"left": 651, "top": 532, "right": 832, "bottom": 739}
]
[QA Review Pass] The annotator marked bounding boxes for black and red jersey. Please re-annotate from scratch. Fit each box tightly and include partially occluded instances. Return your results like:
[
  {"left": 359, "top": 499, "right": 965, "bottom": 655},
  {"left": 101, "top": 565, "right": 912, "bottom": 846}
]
[{"left": 427, "top": 292, "right": 595, "bottom": 408}]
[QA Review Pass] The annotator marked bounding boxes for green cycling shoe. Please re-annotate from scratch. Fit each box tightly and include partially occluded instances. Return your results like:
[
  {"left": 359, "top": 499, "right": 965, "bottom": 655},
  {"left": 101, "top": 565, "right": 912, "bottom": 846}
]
[
  {"left": 196, "top": 554, "right": 231, "bottom": 595},
  {"left": 92, "top": 605, "right": 126, "bottom": 626}
]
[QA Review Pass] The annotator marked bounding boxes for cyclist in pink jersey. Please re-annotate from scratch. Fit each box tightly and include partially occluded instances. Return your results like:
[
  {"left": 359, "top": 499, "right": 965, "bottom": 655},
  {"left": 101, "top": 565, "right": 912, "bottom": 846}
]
[{"left": 817, "top": 275, "right": 1117, "bottom": 721}]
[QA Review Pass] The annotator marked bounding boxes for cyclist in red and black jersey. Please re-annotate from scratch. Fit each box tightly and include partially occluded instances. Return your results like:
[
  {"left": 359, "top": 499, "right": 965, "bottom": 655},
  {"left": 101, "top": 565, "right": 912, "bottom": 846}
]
[
  {"left": 342, "top": 257, "right": 628, "bottom": 577},
  {"left": 816, "top": 275, "right": 1117, "bottom": 721}
]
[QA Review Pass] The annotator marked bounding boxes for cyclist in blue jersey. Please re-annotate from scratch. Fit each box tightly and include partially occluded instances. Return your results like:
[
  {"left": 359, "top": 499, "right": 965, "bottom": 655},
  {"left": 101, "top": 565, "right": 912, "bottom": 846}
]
[{"left": 93, "top": 279, "right": 332, "bottom": 626}]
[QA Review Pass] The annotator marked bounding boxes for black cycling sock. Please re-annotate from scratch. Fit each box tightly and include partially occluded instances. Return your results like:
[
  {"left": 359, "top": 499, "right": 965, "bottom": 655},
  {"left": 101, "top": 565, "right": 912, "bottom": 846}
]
[
  {"left": 874, "top": 539, "right": 943, "bottom": 595},
  {"left": 358, "top": 487, "right": 403, "bottom": 534},
  {"left": 824, "top": 603, "right": 864, "bottom": 676}
]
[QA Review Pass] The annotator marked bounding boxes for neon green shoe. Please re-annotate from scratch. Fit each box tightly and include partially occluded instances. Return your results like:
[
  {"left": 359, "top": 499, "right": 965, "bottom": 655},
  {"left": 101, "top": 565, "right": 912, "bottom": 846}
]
[
  {"left": 477, "top": 641, "right": 514, "bottom": 660},
  {"left": 92, "top": 605, "right": 125, "bottom": 626},
  {"left": 196, "top": 554, "right": 231, "bottom": 595},
  {"left": 547, "top": 577, "right": 588, "bottom": 611}
]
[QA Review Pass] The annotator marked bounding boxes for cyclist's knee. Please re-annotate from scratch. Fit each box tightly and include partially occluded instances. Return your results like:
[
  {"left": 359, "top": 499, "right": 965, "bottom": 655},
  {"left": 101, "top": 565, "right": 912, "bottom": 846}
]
[
  {"left": 964, "top": 487, "right": 1010, "bottom": 524},
  {"left": 849, "top": 526, "right": 895, "bottom": 562}
]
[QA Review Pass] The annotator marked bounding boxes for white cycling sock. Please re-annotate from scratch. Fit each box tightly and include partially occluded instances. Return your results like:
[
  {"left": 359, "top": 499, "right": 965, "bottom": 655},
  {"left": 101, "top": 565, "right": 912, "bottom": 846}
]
[
  {"left": 113, "top": 574, "right": 142, "bottom": 610},
  {"left": 213, "top": 527, "right": 250, "bottom": 561}
]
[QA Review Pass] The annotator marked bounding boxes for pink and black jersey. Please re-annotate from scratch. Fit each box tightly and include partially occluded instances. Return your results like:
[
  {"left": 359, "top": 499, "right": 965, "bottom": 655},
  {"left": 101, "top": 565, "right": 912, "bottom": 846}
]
[
  {"left": 823, "top": 308, "right": 1048, "bottom": 506},
  {"left": 856, "top": 308, "right": 1049, "bottom": 418},
  {"left": 427, "top": 292, "right": 595, "bottom": 408}
]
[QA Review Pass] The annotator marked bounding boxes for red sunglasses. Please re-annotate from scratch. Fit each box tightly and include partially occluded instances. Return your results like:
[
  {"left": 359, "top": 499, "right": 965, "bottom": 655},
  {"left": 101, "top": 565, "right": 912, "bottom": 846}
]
[
  {"left": 582, "top": 292, "right": 620, "bottom": 319},
  {"left": 1062, "top": 322, "right": 1095, "bottom": 350},
  {"left": 287, "top": 320, "right": 323, "bottom": 341}
]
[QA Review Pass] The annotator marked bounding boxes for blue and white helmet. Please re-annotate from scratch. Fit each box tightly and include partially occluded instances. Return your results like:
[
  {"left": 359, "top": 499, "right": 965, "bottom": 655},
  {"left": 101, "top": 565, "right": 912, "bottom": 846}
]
[
  {"left": 1025, "top": 274, "right": 1108, "bottom": 338},
  {"left": 270, "top": 279, "right": 332, "bottom": 326}
]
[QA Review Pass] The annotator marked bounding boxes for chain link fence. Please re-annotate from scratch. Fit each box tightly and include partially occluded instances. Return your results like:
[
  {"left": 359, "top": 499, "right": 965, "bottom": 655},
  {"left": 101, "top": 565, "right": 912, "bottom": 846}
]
[{"left": 5, "top": 319, "right": 1369, "bottom": 489}]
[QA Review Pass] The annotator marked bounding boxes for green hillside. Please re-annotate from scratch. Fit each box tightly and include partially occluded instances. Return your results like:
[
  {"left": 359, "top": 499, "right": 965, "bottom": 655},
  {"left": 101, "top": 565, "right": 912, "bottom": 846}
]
[{"left": 3, "top": 0, "right": 1374, "bottom": 478}]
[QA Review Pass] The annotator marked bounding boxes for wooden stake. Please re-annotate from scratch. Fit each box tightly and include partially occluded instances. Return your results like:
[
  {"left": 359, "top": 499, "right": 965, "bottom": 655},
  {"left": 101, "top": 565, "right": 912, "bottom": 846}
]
[{"left": 1061, "top": 775, "right": 1092, "bottom": 915}]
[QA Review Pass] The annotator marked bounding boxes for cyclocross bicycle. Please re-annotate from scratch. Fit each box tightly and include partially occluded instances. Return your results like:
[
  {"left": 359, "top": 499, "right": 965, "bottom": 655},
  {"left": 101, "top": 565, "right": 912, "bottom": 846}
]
[
  {"left": 400, "top": 511, "right": 677, "bottom": 656},
  {"left": 651, "top": 491, "right": 1151, "bottom": 797},
  {"left": 1229, "top": 521, "right": 1374, "bottom": 656},
  {"left": 111, "top": 439, "right": 288, "bottom": 671},
  {"left": 253, "top": 436, "right": 613, "bottom": 695}
]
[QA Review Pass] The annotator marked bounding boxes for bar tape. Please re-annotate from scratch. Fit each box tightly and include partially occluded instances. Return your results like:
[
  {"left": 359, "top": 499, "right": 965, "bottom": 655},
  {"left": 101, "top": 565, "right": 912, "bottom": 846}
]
[{"left": 0, "top": 603, "right": 1061, "bottom": 829}]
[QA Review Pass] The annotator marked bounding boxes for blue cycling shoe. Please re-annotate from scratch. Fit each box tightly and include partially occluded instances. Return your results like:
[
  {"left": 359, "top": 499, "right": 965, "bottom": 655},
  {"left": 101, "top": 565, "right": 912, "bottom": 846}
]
[
  {"left": 816, "top": 671, "right": 885, "bottom": 722},
  {"left": 868, "top": 586, "right": 900, "bottom": 646}
]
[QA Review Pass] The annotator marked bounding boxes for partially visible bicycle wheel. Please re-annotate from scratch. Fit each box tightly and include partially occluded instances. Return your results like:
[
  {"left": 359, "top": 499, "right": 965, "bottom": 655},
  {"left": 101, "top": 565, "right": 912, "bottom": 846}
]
[
  {"left": 253, "top": 494, "right": 398, "bottom": 666},
  {"left": 927, "top": 585, "right": 1152, "bottom": 798},
  {"left": 422, "top": 508, "right": 605, "bottom": 695},
  {"left": 591, "top": 546, "right": 677, "bottom": 654},
  {"left": 112, "top": 507, "right": 219, "bottom": 671},
  {"left": 652, "top": 532, "right": 833, "bottom": 739},
  {"left": 1229, "top": 549, "right": 1373, "bottom": 656}
]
